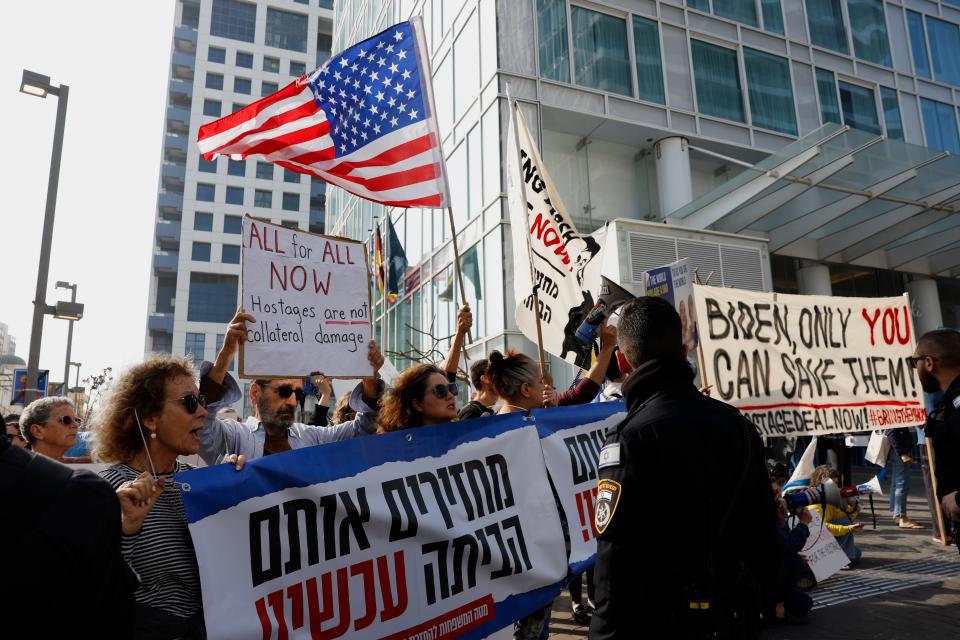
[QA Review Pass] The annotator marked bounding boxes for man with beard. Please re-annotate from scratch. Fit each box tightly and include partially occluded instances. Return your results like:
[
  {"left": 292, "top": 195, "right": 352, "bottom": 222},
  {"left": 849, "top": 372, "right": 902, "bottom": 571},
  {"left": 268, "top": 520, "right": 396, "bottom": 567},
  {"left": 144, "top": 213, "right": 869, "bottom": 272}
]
[
  {"left": 196, "top": 308, "right": 386, "bottom": 464},
  {"left": 911, "top": 329, "right": 960, "bottom": 549}
]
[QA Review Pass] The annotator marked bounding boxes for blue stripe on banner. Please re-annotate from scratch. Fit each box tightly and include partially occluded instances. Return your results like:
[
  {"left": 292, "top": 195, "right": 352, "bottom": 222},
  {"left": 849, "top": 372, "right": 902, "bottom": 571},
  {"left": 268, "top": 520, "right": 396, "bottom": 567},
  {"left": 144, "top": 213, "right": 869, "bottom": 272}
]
[
  {"left": 531, "top": 400, "right": 625, "bottom": 438},
  {"left": 177, "top": 411, "right": 527, "bottom": 523}
]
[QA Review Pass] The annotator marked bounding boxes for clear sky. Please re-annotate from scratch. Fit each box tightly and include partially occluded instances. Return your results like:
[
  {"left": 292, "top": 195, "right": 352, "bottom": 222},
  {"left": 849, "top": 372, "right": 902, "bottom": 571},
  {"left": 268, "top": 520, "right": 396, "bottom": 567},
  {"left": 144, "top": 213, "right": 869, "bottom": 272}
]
[{"left": 1, "top": 1, "right": 176, "bottom": 387}]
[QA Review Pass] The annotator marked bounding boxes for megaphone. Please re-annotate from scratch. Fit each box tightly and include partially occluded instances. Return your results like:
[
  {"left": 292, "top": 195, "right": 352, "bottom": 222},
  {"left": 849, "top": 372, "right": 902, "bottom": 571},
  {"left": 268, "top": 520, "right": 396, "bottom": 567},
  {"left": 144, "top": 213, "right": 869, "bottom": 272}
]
[{"left": 781, "top": 476, "right": 882, "bottom": 513}]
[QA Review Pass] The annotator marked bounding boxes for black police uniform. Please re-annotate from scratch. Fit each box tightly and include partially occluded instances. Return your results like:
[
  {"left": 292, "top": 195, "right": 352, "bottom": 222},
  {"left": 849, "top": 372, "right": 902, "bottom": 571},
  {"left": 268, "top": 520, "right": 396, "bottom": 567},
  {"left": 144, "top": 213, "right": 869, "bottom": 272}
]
[
  {"left": 925, "top": 374, "right": 960, "bottom": 550},
  {"left": 589, "top": 358, "right": 780, "bottom": 640}
]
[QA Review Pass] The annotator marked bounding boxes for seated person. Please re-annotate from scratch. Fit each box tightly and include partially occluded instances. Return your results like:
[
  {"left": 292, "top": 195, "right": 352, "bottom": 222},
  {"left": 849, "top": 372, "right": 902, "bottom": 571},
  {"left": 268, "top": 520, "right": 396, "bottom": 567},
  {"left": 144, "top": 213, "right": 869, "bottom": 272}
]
[
  {"left": 806, "top": 464, "right": 865, "bottom": 563},
  {"left": 771, "top": 482, "right": 813, "bottom": 623}
]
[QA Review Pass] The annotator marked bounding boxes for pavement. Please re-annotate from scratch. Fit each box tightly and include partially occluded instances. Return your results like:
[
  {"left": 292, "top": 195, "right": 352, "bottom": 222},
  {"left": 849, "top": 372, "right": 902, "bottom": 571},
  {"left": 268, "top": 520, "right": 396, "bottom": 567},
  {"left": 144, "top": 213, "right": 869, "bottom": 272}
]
[{"left": 546, "top": 468, "right": 960, "bottom": 639}]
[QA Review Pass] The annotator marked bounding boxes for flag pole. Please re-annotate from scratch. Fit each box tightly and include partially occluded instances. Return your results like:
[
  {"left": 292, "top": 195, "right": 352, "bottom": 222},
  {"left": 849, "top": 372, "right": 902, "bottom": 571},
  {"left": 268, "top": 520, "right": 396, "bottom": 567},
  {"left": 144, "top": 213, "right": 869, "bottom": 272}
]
[
  {"left": 507, "top": 91, "right": 548, "bottom": 380},
  {"left": 382, "top": 212, "right": 390, "bottom": 362}
]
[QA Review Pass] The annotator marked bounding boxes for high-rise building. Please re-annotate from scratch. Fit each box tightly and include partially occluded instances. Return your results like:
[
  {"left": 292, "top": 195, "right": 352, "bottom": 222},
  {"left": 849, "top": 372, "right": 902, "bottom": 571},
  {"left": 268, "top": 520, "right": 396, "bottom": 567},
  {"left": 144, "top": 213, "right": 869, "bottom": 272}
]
[
  {"left": 0, "top": 322, "right": 16, "bottom": 358},
  {"left": 325, "top": 1, "right": 960, "bottom": 390},
  {"left": 144, "top": 0, "right": 334, "bottom": 384}
]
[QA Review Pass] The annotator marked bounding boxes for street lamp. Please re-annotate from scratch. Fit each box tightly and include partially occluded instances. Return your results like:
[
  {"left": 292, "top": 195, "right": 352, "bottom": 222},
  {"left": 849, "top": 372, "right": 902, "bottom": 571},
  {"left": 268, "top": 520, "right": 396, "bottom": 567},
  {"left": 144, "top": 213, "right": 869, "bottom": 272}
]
[
  {"left": 21, "top": 69, "right": 69, "bottom": 404},
  {"left": 56, "top": 281, "right": 80, "bottom": 392}
]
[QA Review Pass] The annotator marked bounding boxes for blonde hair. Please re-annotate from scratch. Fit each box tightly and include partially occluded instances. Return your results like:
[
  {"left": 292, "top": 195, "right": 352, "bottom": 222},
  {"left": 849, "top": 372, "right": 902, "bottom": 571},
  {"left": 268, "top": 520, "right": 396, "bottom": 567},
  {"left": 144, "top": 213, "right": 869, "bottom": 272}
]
[
  {"left": 809, "top": 464, "right": 838, "bottom": 489},
  {"left": 93, "top": 355, "right": 196, "bottom": 464}
]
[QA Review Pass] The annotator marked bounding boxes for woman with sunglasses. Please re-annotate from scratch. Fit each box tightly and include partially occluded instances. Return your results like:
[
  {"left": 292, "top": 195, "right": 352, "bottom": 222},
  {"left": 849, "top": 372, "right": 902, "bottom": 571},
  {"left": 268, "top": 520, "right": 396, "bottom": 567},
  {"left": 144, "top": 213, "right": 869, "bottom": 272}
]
[
  {"left": 18, "top": 396, "right": 81, "bottom": 461},
  {"left": 94, "top": 355, "right": 244, "bottom": 639},
  {"left": 378, "top": 364, "right": 460, "bottom": 433}
]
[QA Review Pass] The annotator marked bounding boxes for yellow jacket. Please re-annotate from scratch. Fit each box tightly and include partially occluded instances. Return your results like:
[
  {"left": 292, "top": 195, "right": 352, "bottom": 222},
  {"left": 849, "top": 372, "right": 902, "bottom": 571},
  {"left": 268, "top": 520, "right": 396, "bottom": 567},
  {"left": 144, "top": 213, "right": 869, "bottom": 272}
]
[{"left": 806, "top": 501, "right": 860, "bottom": 537}]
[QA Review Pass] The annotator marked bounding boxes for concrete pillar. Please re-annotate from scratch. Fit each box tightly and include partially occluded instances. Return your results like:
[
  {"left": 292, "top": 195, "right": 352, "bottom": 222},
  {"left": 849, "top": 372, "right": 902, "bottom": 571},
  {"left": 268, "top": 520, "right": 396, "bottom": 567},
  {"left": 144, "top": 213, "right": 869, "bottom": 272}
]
[
  {"left": 797, "top": 262, "right": 832, "bottom": 296},
  {"left": 655, "top": 137, "right": 693, "bottom": 217},
  {"left": 906, "top": 278, "right": 943, "bottom": 336}
]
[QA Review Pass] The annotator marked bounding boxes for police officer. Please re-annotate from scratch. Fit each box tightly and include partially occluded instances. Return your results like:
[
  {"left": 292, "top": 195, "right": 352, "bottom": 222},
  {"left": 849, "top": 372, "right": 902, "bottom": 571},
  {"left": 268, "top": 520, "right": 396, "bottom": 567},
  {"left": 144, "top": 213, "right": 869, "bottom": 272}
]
[
  {"left": 911, "top": 329, "right": 960, "bottom": 550},
  {"left": 590, "top": 296, "right": 779, "bottom": 639}
]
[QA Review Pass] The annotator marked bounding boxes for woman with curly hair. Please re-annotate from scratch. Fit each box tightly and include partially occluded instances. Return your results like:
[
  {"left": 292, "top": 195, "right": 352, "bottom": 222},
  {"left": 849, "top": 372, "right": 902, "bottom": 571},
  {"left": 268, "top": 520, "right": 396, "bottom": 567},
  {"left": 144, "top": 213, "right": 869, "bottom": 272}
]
[
  {"left": 94, "top": 355, "right": 244, "bottom": 639},
  {"left": 378, "top": 364, "right": 459, "bottom": 432}
]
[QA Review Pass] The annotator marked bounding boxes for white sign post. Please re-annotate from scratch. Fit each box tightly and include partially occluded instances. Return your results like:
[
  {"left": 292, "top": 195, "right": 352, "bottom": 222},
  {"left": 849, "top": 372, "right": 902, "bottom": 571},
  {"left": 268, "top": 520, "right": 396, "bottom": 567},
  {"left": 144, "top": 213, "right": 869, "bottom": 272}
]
[{"left": 241, "top": 215, "right": 372, "bottom": 379}]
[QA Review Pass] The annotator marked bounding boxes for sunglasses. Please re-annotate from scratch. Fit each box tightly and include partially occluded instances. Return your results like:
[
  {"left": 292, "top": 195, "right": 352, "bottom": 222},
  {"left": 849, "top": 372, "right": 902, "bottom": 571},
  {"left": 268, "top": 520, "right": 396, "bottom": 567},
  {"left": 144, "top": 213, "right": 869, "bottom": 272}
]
[
  {"left": 170, "top": 394, "right": 207, "bottom": 415},
  {"left": 261, "top": 383, "right": 306, "bottom": 403},
  {"left": 906, "top": 354, "right": 938, "bottom": 368},
  {"left": 51, "top": 415, "right": 81, "bottom": 427},
  {"left": 428, "top": 383, "right": 459, "bottom": 400}
]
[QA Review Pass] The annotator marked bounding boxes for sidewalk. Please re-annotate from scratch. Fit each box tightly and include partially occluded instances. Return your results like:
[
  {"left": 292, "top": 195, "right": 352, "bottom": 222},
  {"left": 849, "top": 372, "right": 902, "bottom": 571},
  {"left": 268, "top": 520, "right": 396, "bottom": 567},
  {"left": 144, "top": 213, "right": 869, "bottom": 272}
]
[{"left": 547, "top": 469, "right": 960, "bottom": 639}]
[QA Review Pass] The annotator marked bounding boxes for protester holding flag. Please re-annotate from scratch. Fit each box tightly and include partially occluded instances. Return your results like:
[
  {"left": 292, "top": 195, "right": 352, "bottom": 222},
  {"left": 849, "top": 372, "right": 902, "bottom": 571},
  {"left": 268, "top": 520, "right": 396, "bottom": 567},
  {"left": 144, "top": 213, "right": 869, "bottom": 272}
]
[{"left": 377, "top": 364, "right": 459, "bottom": 432}]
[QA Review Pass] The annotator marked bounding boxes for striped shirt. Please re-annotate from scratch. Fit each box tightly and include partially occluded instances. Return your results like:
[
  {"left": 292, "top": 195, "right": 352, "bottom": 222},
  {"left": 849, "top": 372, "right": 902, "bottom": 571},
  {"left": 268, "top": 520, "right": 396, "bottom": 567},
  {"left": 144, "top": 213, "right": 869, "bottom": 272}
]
[{"left": 99, "top": 461, "right": 201, "bottom": 619}]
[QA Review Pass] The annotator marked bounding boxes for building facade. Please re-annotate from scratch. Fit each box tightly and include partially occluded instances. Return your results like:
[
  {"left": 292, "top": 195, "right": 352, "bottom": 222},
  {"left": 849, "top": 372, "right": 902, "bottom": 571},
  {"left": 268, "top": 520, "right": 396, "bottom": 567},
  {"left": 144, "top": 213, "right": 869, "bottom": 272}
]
[
  {"left": 322, "top": 0, "right": 960, "bottom": 390},
  {"left": 0, "top": 322, "right": 16, "bottom": 358},
  {"left": 144, "top": 0, "right": 334, "bottom": 406}
]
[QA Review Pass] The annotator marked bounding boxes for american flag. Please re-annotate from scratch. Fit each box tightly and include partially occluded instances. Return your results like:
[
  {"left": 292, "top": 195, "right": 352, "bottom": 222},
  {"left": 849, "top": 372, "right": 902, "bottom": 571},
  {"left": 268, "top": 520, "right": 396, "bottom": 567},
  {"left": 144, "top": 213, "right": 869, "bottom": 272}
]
[{"left": 197, "top": 18, "right": 449, "bottom": 209}]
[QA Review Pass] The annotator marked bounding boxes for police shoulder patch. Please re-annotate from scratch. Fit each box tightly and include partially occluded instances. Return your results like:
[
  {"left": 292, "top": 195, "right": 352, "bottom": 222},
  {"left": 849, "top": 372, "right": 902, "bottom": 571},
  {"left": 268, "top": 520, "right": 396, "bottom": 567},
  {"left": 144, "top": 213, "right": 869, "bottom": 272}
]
[{"left": 595, "top": 478, "right": 622, "bottom": 534}]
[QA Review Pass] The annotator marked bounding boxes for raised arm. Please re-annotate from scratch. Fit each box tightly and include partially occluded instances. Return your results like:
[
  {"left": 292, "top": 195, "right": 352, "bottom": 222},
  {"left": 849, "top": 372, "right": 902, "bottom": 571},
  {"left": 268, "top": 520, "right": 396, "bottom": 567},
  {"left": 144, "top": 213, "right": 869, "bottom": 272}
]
[{"left": 443, "top": 304, "right": 472, "bottom": 379}]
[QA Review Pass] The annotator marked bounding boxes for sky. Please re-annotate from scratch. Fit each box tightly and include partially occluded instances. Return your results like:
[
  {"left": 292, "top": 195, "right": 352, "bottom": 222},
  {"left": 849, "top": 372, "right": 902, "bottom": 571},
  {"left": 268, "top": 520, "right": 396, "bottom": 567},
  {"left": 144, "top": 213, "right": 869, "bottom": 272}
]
[{"left": 1, "top": 1, "right": 176, "bottom": 388}]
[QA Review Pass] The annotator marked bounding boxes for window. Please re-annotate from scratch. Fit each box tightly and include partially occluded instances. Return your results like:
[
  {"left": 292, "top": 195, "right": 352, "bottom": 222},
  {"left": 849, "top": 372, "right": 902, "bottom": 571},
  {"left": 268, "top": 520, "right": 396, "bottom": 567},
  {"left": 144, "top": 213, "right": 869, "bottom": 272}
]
[
  {"left": 713, "top": 0, "right": 757, "bottom": 27},
  {"left": 188, "top": 273, "right": 239, "bottom": 322},
  {"left": 283, "top": 168, "right": 301, "bottom": 183},
  {"left": 632, "top": 16, "right": 665, "bottom": 104},
  {"left": 926, "top": 17, "right": 960, "bottom": 87},
  {"left": 256, "top": 162, "right": 274, "bottom": 179},
  {"left": 236, "top": 51, "right": 253, "bottom": 69},
  {"left": 208, "top": 46, "right": 226, "bottom": 64},
  {"left": 234, "top": 77, "right": 252, "bottom": 94},
  {"left": 192, "top": 242, "right": 211, "bottom": 262},
  {"left": 290, "top": 61, "right": 306, "bottom": 77},
  {"left": 215, "top": 334, "right": 235, "bottom": 370},
  {"left": 156, "top": 274, "right": 176, "bottom": 313},
  {"left": 232, "top": 102, "right": 247, "bottom": 112},
  {"left": 255, "top": 189, "right": 273, "bottom": 208},
  {"left": 743, "top": 48, "right": 797, "bottom": 135},
  {"left": 210, "top": 0, "right": 256, "bottom": 43},
  {"left": 805, "top": 0, "right": 848, "bottom": 53},
  {"left": 571, "top": 6, "right": 631, "bottom": 96},
  {"left": 907, "top": 12, "right": 931, "bottom": 79},
  {"left": 153, "top": 333, "right": 173, "bottom": 353},
  {"left": 537, "top": 0, "right": 570, "bottom": 82},
  {"left": 266, "top": 8, "right": 308, "bottom": 52},
  {"left": 203, "top": 99, "right": 221, "bottom": 117},
  {"left": 921, "top": 98, "right": 960, "bottom": 154},
  {"left": 225, "top": 186, "right": 244, "bottom": 205},
  {"left": 181, "top": 2, "right": 200, "bottom": 28},
  {"left": 224, "top": 215, "right": 242, "bottom": 234},
  {"left": 316, "top": 32, "right": 332, "bottom": 67},
  {"left": 185, "top": 333, "right": 205, "bottom": 368},
  {"left": 261, "top": 81, "right": 279, "bottom": 97},
  {"left": 815, "top": 68, "right": 841, "bottom": 125},
  {"left": 205, "top": 72, "right": 224, "bottom": 90},
  {"left": 196, "top": 183, "right": 216, "bottom": 202},
  {"left": 198, "top": 157, "right": 217, "bottom": 173},
  {"left": 263, "top": 56, "right": 280, "bottom": 73},
  {"left": 281, "top": 220, "right": 299, "bottom": 229},
  {"left": 847, "top": 0, "right": 891, "bottom": 66},
  {"left": 761, "top": 0, "right": 785, "bottom": 35},
  {"left": 282, "top": 193, "right": 300, "bottom": 211},
  {"left": 691, "top": 40, "right": 744, "bottom": 123},
  {"left": 222, "top": 245, "right": 241, "bottom": 264},
  {"left": 879, "top": 87, "right": 903, "bottom": 141},
  {"left": 838, "top": 81, "right": 880, "bottom": 134},
  {"left": 194, "top": 212, "right": 213, "bottom": 231},
  {"left": 227, "top": 159, "right": 246, "bottom": 176}
]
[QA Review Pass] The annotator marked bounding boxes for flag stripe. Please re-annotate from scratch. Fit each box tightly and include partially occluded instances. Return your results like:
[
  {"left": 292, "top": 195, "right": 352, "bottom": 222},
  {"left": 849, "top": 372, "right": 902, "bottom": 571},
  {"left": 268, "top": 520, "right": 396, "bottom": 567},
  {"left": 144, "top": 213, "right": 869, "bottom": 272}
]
[
  {"left": 202, "top": 102, "right": 325, "bottom": 159},
  {"left": 239, "top": 122, "right": 331, "bottom": 158},
  {"left": 334, "top": 163, "right": 438, "bottom": 192}
]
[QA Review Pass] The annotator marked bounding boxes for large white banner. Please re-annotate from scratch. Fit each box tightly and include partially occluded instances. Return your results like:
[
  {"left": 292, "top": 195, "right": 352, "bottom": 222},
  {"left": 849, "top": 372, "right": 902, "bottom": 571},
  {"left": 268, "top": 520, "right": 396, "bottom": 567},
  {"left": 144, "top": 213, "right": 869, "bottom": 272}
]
[
  {"left": 241, "top": 215, "right": 372, "bottom": 378},
  {"left": 506, "top": 103, "right": 605, "bottom": 369},
  {"left": 693, "top": 285, "right": 925, "bottom": 436}
]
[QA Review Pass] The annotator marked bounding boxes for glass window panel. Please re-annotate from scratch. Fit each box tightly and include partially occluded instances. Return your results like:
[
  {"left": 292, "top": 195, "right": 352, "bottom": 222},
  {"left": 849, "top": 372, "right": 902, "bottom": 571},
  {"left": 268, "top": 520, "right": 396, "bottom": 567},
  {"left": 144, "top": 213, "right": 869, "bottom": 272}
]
[
  {"left": 210, "top": 0, "right": 257, "bottom": 43},
  {"left": 188, "top": 273, "right": 239, "bottom": 322},
  {"left": 838, "top": 81, "right": 881, "bottom": 134},
  {"left": 205, "top": 72, "right": 224, "bottom": 90},
  {"left": 743, "top": 48, "right": 797, "bottom": 135},
  {"left": 257, "top": 162, "right": 274, "bottom": 179},
  {"left": 713, "top": 0, "right": 758, "bottom": 27},
  {"left": 197, "top": 183, "right": 216, "bottom": 201},
  {"left": 222, "top": 245, "right": 241, "bottom": 264},
  {"left": 236, "top": 52, "right": 253, "bottom": 68},
  {"left": 232, "top": 102, "right": 247, "bottom": 112},
  {"left": 482, "top": 103, "right": 501, "bottom": 207},
  {"left": 263, "top": 56, "right": 280, "bottom": 73},
  {"left": 198, "top": 157, "right": 217, "bottom": 173},
  {"left": 156, "top": 275, "right": 176, "bottom": 313},
  {"left": 234, "top": 77, "right": 252, "bottom": 94},
  {"left": 926, "top": 17, "right": 960, "bottom": 87},
  {"left": 194, "top": 212, "right": 213, "bottom": 231},
  {"left": 266, "top": 7, "right": 308, "bottom": 52},
  {"left": 907, "top": 11, "right": 931, "bottom": 79},
  {"left": 921, "top": 98, "right": 960, "bottom": 154},
  {"left": 224, "top": 215, "right": 242, "bottom": 233},
  {"left": 815, "top": 68, "right": 841, "bottom": 125},
  {"left": 261, "top": 81, "right": 279, "bottom": 97},
  {"left": 687, "top": 0, "right": 710, "bottom": 10},
  {"left": 468, "top": 125, "right": 482, "bottom": 219},
  {"left": 691, "top": 40, "right": 745, "bottom": 122},
  {"left": 226, "top": 186, "right": 244, "bottom": 205},
  {"left": 185, "top": 333, "right": 205, "bottom": 368},
  {"left": 227, "top": 159, "right": 246, "bottom": 176},
  {"left": 571, "top": 6, "right": 631, "bottom": 96},
  {"left": 192, "top": 242, "right": 211, "bottom": 262},
  {"left": 484, "top": 228, "right": 504, "bottom": 335},
  {"left": 203, "top": 99, "right": 221, "bottom": 117},
  {"left": 847, "top": 0, "right": 892, "bottom": 66},
  {"left": 537, "top": 0, "right": 570, "bottom": 82},
  {"left": 805, "top": 0, "right": 848, "bottom": 53},
  {"left": 632, "top": 16, "right": 665, "bottom": 104},
  {"left": 284, "top": 169, "right": 301, "bottom": 183},
  {"left": 449, "top": 142, "right": 468, "bottom": 230},
  {"left": 455, "top": 11, "right": 480, "bottom": 121},
  {"left": 880, "top": 87, "right": 903, "bottom": 141},
  {"left": 254, "top": 189, "right": 272, "bottom": 208},
  {"left": 761, "top": 0, "right": 785, "bottom": 35},
  {"left": 208, "top": 46, "right": 226, "bottom": 63},
  {"left": 283, "top": 192, "right": 300, "bottom": 211},
  {"left": 290, "top": 61, "right": 307, "bottom": 77}
]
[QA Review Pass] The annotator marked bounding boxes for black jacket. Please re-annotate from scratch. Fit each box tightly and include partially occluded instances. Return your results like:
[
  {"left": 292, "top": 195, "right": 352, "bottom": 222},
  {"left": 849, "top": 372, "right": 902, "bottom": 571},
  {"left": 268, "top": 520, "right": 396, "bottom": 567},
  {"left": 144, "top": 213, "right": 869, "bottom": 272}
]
[
  {"left": 927, "top": 375, "right": 960, "bottom": 499},
  {"left": 886, "top": 427, "right": 913, "bottom": 457},
  {"left": 589, "top": 358, "right": 780, "bottom": 640}
]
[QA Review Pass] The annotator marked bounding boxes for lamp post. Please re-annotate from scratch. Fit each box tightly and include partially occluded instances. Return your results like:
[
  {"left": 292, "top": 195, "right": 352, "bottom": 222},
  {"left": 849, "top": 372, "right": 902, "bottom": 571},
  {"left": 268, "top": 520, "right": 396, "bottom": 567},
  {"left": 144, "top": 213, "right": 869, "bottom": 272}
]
[
  {"left": 56, "top": 281, "right": 78, "bottom": 393},
  {"left": 20, "top": 69, "right": 69, "bottom": 404},
  {"left": 69, "top": 361, "right": 82, "bottom": 388}
]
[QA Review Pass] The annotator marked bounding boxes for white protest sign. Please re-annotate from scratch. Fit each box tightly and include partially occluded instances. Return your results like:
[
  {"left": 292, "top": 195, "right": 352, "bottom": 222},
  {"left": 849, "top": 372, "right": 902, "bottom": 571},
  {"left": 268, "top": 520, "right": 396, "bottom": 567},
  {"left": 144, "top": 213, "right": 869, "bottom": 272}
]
[
  {"left": 241, "top": 216, "right": 372, "bottom": 378},
  {"left": 799, "top": 509, "right": 849, "bottom": 582},
  {"left": 693, "top": 285, "right": 925, "bottom": 436}
]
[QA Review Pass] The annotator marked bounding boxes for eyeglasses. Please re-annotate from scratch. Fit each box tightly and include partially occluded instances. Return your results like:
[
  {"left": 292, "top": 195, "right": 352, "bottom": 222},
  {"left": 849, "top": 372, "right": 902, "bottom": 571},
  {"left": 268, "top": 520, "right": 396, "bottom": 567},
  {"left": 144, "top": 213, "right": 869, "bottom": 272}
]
[
  {"left": 428, "top": 383, "right": 459, "bottom": 400},
  {"left": 261, "top": 383, "right": 306, "bottom": 403},
  {"left": 51, "top": 415, "right": 81, "bottom": 427},
  {"left": 906, "top": 354, "right": 938, "bottom": 368},
  {"left": 170, "top": 394, "right": 207, "bottom": 415}
]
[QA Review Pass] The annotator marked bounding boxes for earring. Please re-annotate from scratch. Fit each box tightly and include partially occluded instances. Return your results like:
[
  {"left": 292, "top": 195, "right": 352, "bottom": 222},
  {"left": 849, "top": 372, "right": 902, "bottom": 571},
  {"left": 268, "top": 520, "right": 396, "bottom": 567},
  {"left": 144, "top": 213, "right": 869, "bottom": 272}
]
[{"left": 150, "top": 432, "right": 157, "bottom": 440}]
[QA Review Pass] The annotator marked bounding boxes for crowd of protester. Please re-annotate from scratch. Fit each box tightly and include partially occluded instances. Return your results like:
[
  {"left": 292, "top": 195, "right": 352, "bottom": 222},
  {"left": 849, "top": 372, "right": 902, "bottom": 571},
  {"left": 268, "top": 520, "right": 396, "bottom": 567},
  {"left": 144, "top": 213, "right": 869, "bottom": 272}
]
[{"left": 4, "top": 298, "right": 960, "bottom": 640}]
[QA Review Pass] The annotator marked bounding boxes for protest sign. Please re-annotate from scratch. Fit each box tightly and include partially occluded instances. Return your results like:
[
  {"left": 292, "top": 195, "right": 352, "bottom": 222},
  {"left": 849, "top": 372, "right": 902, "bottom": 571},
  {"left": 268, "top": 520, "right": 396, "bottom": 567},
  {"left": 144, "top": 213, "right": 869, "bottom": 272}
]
[
  {"left": 12, "top": 368, "right": 48, "bottom": 404},
  {"left": 241, "top": 215, "right": 372, "bottom": 379},
  {"left": 693, "top": 285, "right": 925, "bottom": 436},
  {"left": 535, "top": 402, "right": 626, "bottom": 574},
  {"left": 798, "top": 509, "right": 849, "bottom": 582},
  {"left": 179, "top": 414, "right": 568, "bottom": 640},
  {"left": 645, "top": 258, "right": 700, "bottom": 373}
]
